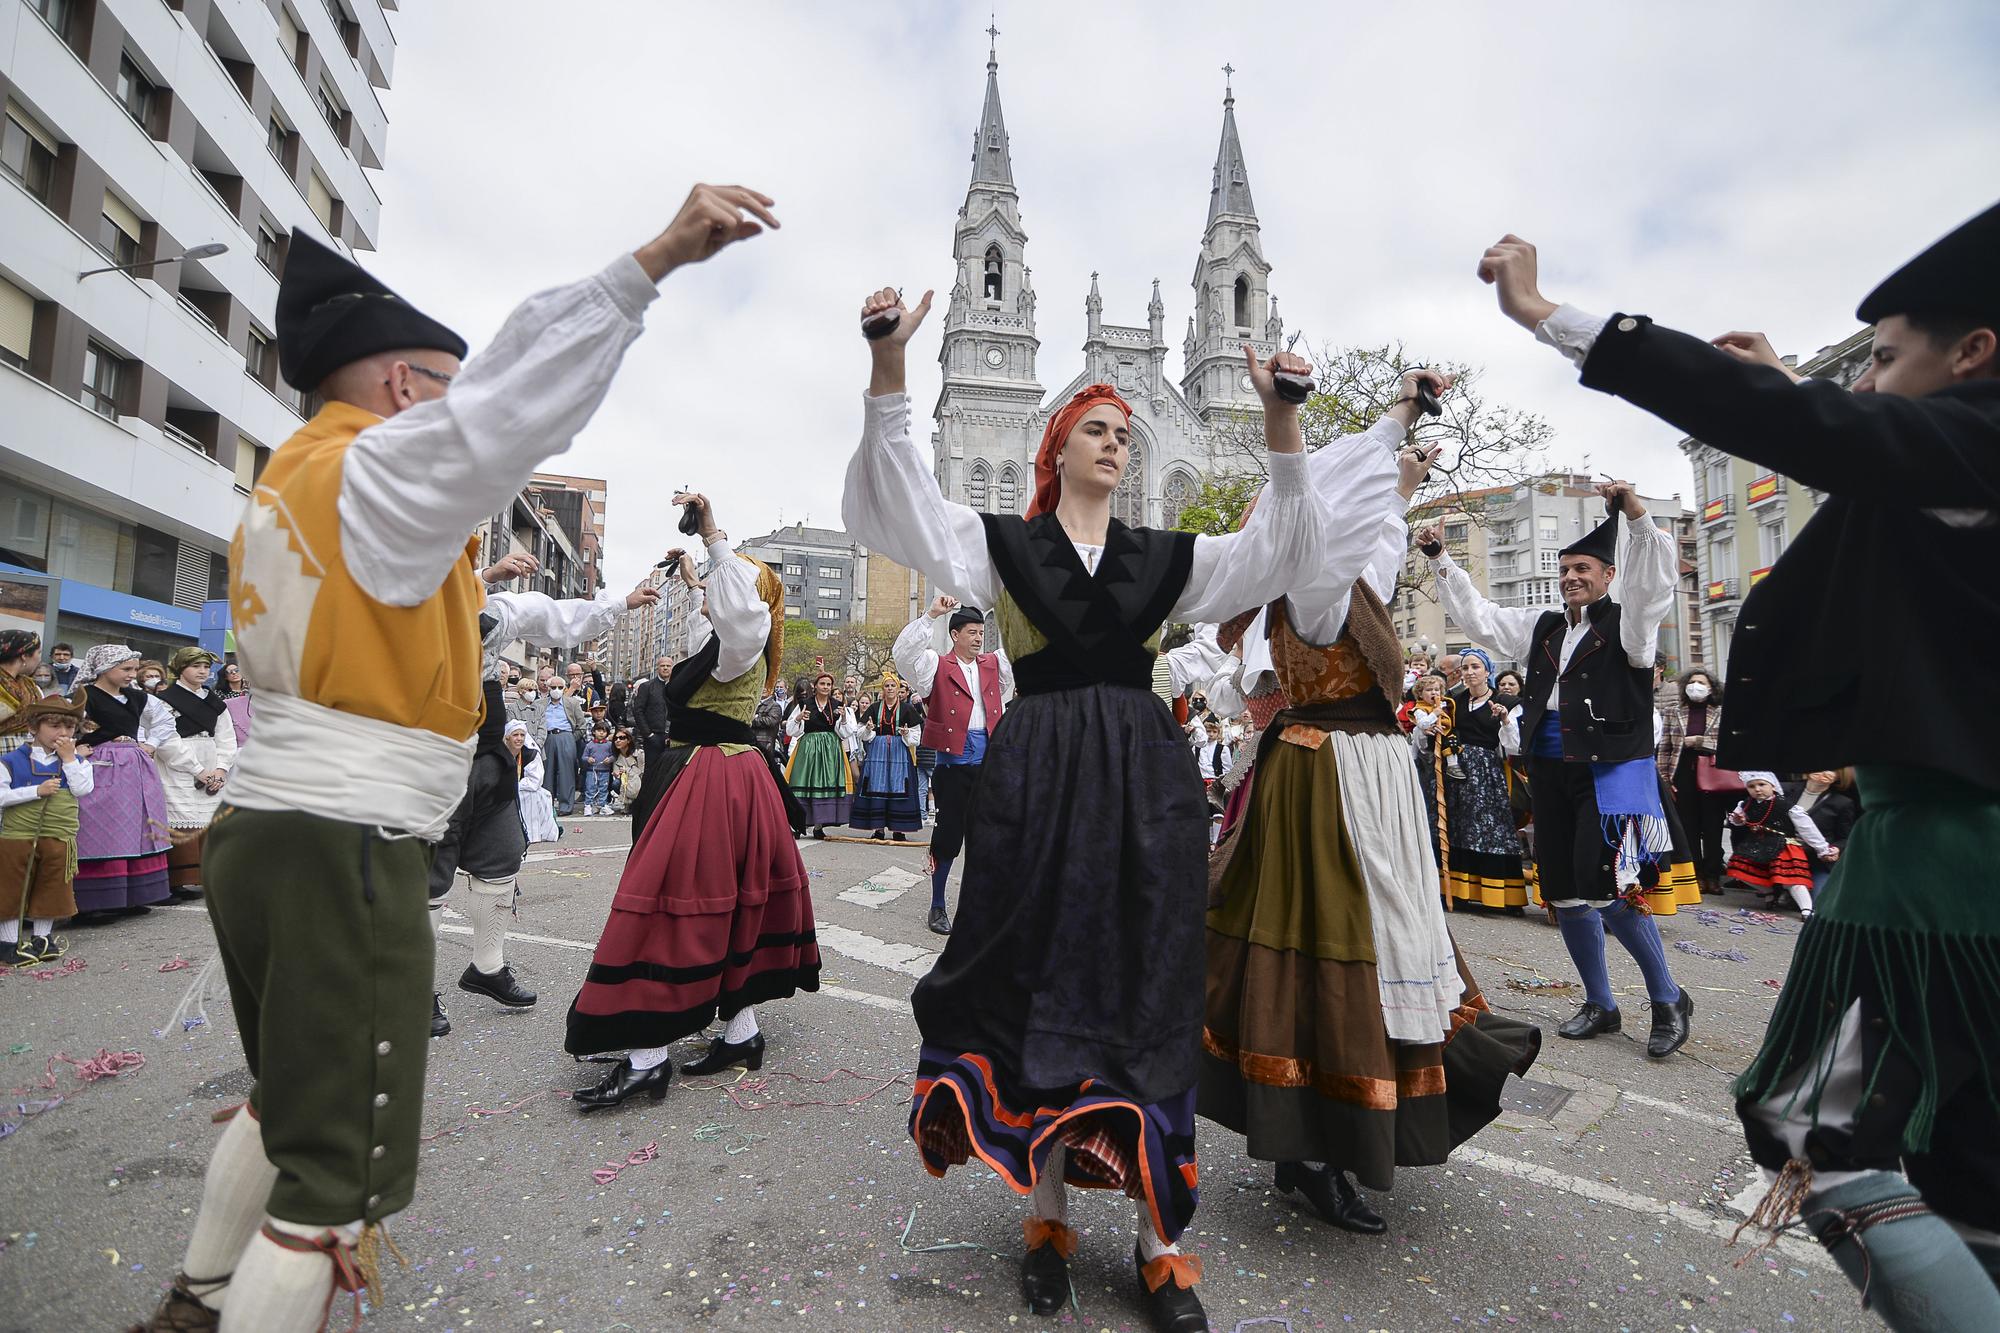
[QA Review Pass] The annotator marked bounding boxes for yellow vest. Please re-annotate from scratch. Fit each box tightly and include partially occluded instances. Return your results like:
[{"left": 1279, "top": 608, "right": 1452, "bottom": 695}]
[{"left": 229, "top": 402, "right": 485, "bottom": 742}]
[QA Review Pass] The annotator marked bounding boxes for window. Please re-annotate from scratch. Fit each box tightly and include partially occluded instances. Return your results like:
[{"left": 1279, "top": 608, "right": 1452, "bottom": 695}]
[
  {"left": 983, "top": 244, "right": 1003, "bottom": 301},
  {"left": 815, "top": 565, "right": 842, "bottom": 580},
  {"left": 246, "top": 327, "right": 274, "bottom": 386},
  {"left": 255, "top": 221, "right": 282, "bottom": 272},
  {"left": 306, "top": 171, "right": 336, "bottom": 231},
  {"left": 1536, "top": 514, "right": 1558, "bottom": 542},
  {"left": 0, "top": 488, "right": 50, "bottom": 569},
  {"left": 27, "top": 0, "right": 71, "bottom": 42},
  {"left": 815, "top": 608, "right": 840, "bottom": 621},
  {"left": 1444, "top": 521, "right": 1468, "bottom": 545},
  {"left": 0, "top": 277, "right": 34, "bottom": 373},
  {"left": 314, "top": 77, "right": 342, "bottom": 134},
  {"left": 1760, "top": 521, "right": 1787, "bottom": 566},
  {"left": 967, "top": 461, "right": 990, "bottom": 511},
  {"left": 1110, "top": 438, "right": 1146, "bottom": 525},
  {"left": 277, "top": 7, "right": 301, "bottom": 63},
  {"left": 783, "top": 563, "right": 803, "bottom": 575},
  {"left": 1162, "top": 470, "right": 1192, "bottom": 528},
  {"left": 116, "top": 56, "right": 157, "bottom": 131},
  {"left": 2, "top": 103, "right": 57, "bottom": 204},
  {"left": 1709, "top": 535, "right": 1735, "bottom": 580},
  {"left": 98, "top": 192, "right": 142, "bottom": 267},
  {"left": 1538, "top": 548, "right": 1559, "bottom": 573},
  {"left": 1705, "top": 458, "right": 1730, "bottom": 503},
  {"left": 82, "top": 341, "right": 129, "bottom": 417},
  {"left": 997, "top": 464, "right": 1021, "bottom": 516},
  {"left": 267, "top": 114, "right": 289, "bottom": 163},
  {"left": 232, "top": 435, "right": 270, "bottom": 494},
  {"left": 784, "top": 605, "right": 800, "bottom": 618},
  {"left": 1233, "top": 274, "right": 1249, "bottom": 328},
  {"left": 47, "top": 502, "right": 130, "bottom": 586},
  {"left": 816, "top": 587, "right": 839, "bottom": 599}
]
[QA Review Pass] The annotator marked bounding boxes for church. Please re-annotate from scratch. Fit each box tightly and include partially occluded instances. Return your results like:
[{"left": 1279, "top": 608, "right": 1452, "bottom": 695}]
[{"left": 931, "top": 38, "right": 1288, "bottom": 528}]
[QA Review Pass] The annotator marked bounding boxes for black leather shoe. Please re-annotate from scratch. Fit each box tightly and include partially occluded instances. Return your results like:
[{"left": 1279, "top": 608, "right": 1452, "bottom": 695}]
[
  {"left": 574, "top": 1058, "right": 671, "bottom": 1110},
  {"left": 892, "top": 831, "right": 908, "bottom": 842},
  {"left": 1133, "top": 1243, "right": 1207, "bottom": 1333},
  {"left": 1557, "top": 1002, "right": 1622, "bottom": 1040},
  {"left": 458, "top": 963, "right": 537, "bottom": 1008},
  {"left": 1019, "top": 1220, "right": 1075, "bottom": 1315},
  {"left": 1646, "top": 988, "right": 1694, "bottom": 1058},
  {"left": 872, "top": 828, "right": 887, "bottom": 840},
  {"left": 928, "top": 906, "right": 952, "bottom": 935},
  {"left": 430, "top": 993, "right": 451, "bottom": 1039},
  {"left": 1275, "top": 1161, "right": 1386, "bottom": 1235},
  {"left": 681, "top": 1031, "right": 765, "bottom": 1076},
  {"left": 811, "top": 826, "right": 827, "bottom": 840}
]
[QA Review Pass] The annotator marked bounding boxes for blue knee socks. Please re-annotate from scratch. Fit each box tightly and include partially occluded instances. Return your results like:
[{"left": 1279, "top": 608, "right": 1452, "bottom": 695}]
[
  {"left": 1555, "top": 905, "right": 1616, "bottom": 1011},
  {"left": 1807, "top": 1172, "right": 2000, "bottom": 1329},
  {"left": 1599, "top": 899, "right": 1681, "bottom": 1005},
  {"left": 931, "top": 858, "right": 952, "bottom": 911}
]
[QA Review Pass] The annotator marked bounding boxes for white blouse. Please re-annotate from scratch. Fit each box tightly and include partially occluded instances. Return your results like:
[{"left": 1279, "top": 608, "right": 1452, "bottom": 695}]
[{"left": 679, "top": 537, "right": 773, "bottom": 685}]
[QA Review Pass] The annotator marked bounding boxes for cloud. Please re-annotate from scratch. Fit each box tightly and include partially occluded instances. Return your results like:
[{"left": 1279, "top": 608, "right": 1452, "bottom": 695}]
[{"left": 362, "top": 1, "right": 2000, "bottom": 583}]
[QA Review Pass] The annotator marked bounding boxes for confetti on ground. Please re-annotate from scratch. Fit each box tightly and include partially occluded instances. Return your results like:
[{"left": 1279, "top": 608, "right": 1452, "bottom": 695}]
[
  {"left": 2, "top": 1049, "right": 144, "bottom": 1140},
  {"left": 421, "top": 1088, "right": 571, "bottom": 1142},
  {"left": 691, "top": 1122, "right": 755, "bottom": 1155},
  {"left": 1674, "top": 940, "right": 1750, "bottom": 962},
  {"left": 1504, "top": 972, "right": 1578, "bottom": 994},
  {"left": 1763, "top": 978, "right": 1785, "bottom": 991},
  {"left": 157, "top": 956, "right": 193, "bottom": 972},
  {"left": 3, "top": 956, "right": 86, "bottom": 981},
  {"left": 591, "top": 1141, "right": 658, "bottom": 1185},
  {"left": 679, "top": 1067, "right": 915, "bottom": 1114}
]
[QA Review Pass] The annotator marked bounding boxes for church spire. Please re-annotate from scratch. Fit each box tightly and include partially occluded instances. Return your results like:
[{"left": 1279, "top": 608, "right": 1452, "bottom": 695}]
[
  {"left": 1206, "top": 66, "right": 1257, "bottom": 226},
  {"left": 970, "top": 19, "right": 1014, "bottom": 189}
]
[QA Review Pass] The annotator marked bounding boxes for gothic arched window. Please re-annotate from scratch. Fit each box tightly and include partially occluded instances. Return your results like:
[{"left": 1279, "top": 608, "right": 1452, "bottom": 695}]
[
  {"left": 983, "top": 245, "right": 1003, "bottom": 301},
  {"left": 996, "top": 464, "right": 1020, "bottom": 515},
  {"left": 967, "top": 460, "right": 991, "bottom": 511},
  {"left": 1233, "top": 275, "right": 1250, "bottom": 329},
  {"left": 1111, "top": 440, "right": 1146, "bottom": 527},
  {"left": 1163, "top": 469, "right": 1194, "bottom": 528}
]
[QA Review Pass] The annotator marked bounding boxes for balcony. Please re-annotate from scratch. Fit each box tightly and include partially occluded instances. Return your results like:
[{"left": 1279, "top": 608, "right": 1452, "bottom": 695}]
[
  {"left": 1704, "top": 578, "right": 1739, "bottom": 603},
  {"left": 1700, "top": 495, "right": 1734, "bottom": 526},
  {"left": 1746, "top": 474, "right": 1784, "bottom": 508}
]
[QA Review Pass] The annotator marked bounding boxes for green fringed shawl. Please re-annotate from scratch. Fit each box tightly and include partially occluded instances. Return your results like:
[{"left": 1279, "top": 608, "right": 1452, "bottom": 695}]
[{"left": 1733, "top": 766, "right": 2000, "bottom": 1153}]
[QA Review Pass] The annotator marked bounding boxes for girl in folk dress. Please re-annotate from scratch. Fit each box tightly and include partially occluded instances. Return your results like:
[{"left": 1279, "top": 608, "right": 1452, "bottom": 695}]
[
  {"left": 1724, "top": 771, "right": 1837, "bottom": 918},
  {"left": 71, "top": 645, "right": 174, "bottom": 914},
  {"left": 849, "top": 676, "right": 923, "bottom": 840},
  {"left": 147, "top": 648, "right": 238, "bottom": 900},
  {"left": 506, "top": 722, "right": 561, "bottom": 845},
  {"left": 783, "top": 673, "right": 856, "bottom": 838}
]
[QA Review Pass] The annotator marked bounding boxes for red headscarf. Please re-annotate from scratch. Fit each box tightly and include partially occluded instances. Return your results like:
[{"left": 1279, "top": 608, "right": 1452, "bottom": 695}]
[{"left": 1025, "top": 383, "right": 1133, "bottom": 518}]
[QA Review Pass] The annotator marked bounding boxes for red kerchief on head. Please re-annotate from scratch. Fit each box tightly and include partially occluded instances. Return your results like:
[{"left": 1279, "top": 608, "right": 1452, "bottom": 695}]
[{"left": 1026, "top": 384, "right": 1133, "bottom": 518}]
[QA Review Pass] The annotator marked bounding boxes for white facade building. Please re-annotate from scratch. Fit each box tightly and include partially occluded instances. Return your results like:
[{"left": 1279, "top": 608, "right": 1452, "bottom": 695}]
[{"left": 1, "top": 0, "right": 395, "bottom": 657}]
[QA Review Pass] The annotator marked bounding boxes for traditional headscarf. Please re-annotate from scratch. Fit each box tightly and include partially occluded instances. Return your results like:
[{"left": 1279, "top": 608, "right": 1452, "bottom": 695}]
[
  {"left": 0, "top": 629, "right": 39, "bottom": 665},
  {"left": 79, "top": 644, "right": 139, "bottom": 684},
  {"left": 168, "top": 647, "right": 219, "bottom": 680},
  {"left": 1025, "top": 383, "right": 1133, "bottom": 519},
  {"left": 1739, "top": 770, "right": 1782, "bottom": 791},
  {"left": 1458, "top": 647, "right": 1495, "bottom": 681},
  {"left": 504, "top": 719, "right": 528, "bottom": 740}
]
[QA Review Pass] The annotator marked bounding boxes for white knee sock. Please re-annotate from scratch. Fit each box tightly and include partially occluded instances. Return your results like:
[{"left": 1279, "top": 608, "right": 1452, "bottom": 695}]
[
  {"left": 1135, "top": 1200, "right": 1178, "bottom": 1260},
  {"left": 180, "top": 1109, "right": 279, "bottom": 1310},
  {"left": 628, "top": 1045, "right": 673, "bottom": 1071},
  {"left": 0, "top": 919, "right": 17, "bottom": 945},
  {"left": 1030, "top": 1143, "right": 1068, "bottom": 1222},
  {"left": 465, "top": 876, "right": 514, "bottom": 975},
  {"left": 31, "top": 917, "right": 51, "bottom": 935},
  {"left": 428, "top": 902, "right": 443, "bottom": 944},
  {"left": 218, "top": 1217, "right": 358, "bottom": 1332},
  {"left": 721, "top": 1006, "right": 759, "bottom": 1044},
  {"left": 1787, "top": 883, "right": 1814, "bottom": 913}
]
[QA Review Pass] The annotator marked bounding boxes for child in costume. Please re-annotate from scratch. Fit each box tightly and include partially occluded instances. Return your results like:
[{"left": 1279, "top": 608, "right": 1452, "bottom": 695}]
[
  {"left": 0, "top": 696, "right": 93, "bottom": 965},
  {"left": 1724, "top": 771, "right": 1836, "bottom": 918}
]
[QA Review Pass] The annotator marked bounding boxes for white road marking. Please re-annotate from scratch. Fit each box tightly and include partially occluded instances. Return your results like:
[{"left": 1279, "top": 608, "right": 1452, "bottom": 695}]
[
  {"left": 837, "top": 867, "right": 923, "bottom": 910},
  {"left": 812, "top": 921, "right": 939, "bottom": 979},
  {"left": 1452, "top": 1145, "right": 1833, "bottom": 1271},
  {"left": 1529, "top": 1066, "right": 1741, "bottom": 1133},
  {"left": 821, "top": 983, "right": 908, "bottom": 1014},
  {"left": 522, "top": 845, "right": 630, "bottom": 864}
]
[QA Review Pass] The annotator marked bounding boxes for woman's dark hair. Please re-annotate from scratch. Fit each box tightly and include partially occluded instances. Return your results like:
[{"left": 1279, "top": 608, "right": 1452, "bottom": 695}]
[
  {"left": 611, "top": 729, "right": 636, "bottom": 755},
  {"left": 1495, "top": 669, "right": 1523, "bottom": 691},
  {"left": 0, "top": 630, "right": 39, "bottom": 666},
  {"left": 1680, "top": 669, "right": 1721, "bottom": 705}
]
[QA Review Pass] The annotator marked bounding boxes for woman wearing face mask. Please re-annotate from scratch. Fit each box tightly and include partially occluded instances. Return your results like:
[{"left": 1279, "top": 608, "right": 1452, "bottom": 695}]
[
  {"left": 1656, "top": 668, "right": 1730, "bottom": 896},
  {"left": 136, "top": 659, "right": 168, "bottom": 693}
]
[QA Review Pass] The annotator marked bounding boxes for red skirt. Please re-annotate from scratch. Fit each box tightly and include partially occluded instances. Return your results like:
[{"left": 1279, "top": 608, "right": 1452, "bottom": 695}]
[
  {"left": 1725, "top": 841, "right": 1814, "bottom": 890},
  {"left": 565, "top": 746, "right": 819, "bottom": 1055}
]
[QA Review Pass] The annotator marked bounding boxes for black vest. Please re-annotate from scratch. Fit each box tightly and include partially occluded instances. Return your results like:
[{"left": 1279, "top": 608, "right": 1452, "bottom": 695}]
[{"left": 1517, "top": 596, "right": 1653, "bottom": 763}]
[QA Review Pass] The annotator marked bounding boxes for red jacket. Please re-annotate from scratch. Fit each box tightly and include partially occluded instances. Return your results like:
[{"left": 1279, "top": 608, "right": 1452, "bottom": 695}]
[{"left": 920, "top": 652, "right": 1004, "bottom": 756}]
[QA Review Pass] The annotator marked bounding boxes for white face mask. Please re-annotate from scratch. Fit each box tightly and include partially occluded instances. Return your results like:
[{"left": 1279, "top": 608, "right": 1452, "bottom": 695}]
[{"left": 1685, "top": 683, "right": 1711, "bottom": 703}]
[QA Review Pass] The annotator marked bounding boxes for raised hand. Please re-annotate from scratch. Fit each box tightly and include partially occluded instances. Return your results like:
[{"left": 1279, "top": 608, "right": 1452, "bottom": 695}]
[
  {"left": 861, "top": 287, "right": 935, "bottom": 349},
  {"left": 636, "top": 184, "right": 780, "bottom": 281},
  {"left": 1414, "top": 523, "right": 1445, "bottom": 556},
  {"left": 1594, "top": 479, "right": 1645, "bottom": 519},
  {"left": 1712, "top": 331, "right": 1805, "bottom": 382},
  {"left": 482, "top": 551, "right": 539, "bottom": 584},
  {"left": 672, "top": 491, "right": 718, "bottom": 540},
  {"left": 928, "top": 593, "right": 960, "bottom": 620},
  {"left": 625, "top": 582, "right": 661, "bottom": 611},
  {"left": 1477, "top": 234, "right": 1559, "bottom": 331},
  {"left": 1397, "top": 443, "right": 1444, "bottom": 500},
  {"left": 1241, "top": 343, "right": 1310, "bottom": 411}
]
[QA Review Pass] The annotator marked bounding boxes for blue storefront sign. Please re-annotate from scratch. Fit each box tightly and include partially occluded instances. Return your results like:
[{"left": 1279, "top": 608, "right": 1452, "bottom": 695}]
[{"left": 0, "top": 562, "right": 200, "bottom": 640}]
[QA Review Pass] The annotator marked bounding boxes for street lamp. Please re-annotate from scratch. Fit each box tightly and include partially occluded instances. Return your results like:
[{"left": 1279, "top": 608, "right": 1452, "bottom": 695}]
[{"left": 79, "top": 241, "right": 229, "bottom": 280}]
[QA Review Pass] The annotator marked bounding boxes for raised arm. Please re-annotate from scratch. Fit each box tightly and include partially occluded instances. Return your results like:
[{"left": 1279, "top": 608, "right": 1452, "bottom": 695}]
[
  {"left": 842, "top": 288, "right": 998, "bottom": 608},
  {"left": 893, "top": 600, "right": 949, "bottom": 700},
  {"left": 1418, "top": 526, "right": 1543, "bottom": 662},
  {"left": 1600, "top": 485, "right": 1678, "bottom": 666},
  {"left": 341, "top": 184, "right": 780, "bottom": 607}
]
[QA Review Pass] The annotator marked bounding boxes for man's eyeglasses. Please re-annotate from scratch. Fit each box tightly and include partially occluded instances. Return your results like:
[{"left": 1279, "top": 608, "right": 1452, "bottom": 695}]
[{"left": 407, "top": 364, "right": 454, "bottom": 386}]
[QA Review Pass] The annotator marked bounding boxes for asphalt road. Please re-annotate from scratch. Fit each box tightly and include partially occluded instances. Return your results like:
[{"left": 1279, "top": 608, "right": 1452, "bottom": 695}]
[{"left": 2, "top": 816, "right": 1876, "bottom": 1332}]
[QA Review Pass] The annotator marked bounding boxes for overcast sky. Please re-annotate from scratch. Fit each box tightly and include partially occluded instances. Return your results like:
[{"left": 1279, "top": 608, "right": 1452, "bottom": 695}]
[{"left": 362, "top": 2, "right": 2000, "bottom": 589}]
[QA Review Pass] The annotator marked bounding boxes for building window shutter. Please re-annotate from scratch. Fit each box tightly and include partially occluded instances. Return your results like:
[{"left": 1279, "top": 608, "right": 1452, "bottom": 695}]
[
  {"left": 5, "top": 100, "right": 56, "bottom": 153},
  {"left": 0, "top": 277, "right": 35, "bottom": 363},
  {"left": 277, "top": 8, "right": 301, "bottom": 61},
  {"left": 102, "top": 190, "right": 143, "bottom": 244},
  {"left": 173, "top": 541, "right": 210, "bottom": 610}
]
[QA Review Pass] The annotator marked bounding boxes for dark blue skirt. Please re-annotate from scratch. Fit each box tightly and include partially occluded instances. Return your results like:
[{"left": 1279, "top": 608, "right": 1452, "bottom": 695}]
[{"left": 850, "top": 735, "right": 920, "bottom": 832}]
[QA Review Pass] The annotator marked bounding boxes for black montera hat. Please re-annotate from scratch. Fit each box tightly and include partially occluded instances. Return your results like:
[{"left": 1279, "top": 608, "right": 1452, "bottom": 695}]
[
  {"left": 1856, "top": 200, "right": 2000, "bottom": 325},
  {"left": 1559, "top": 512, "right": 1619, "bottom": 566},
  {"left": 948, "top": 606, "right": 986, "bottom": 632},
  {"left": 276, "top": 233, "right": 467, "bottom": 392}
]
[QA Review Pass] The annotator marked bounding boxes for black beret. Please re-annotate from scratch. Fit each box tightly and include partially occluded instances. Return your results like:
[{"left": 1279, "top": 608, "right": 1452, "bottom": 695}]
[{"left": 948, "top": 606, "right": 985, "bottom": 632}]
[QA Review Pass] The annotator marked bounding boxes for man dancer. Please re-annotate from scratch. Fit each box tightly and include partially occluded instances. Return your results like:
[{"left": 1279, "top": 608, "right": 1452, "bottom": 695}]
[
  {"left": 134, "top": 182, "right": 778, "bottom": 1333},
  {"left": 425, "top": 550, "right": 658, "bottom": 1039},
  {"left": 1474, "top": 205, "right": 2000, "bottom": 1329},
  {"left": 1418, "top": 484, "right": 1693, "bottom": 1060},
  {"left": 893, "top": 594, "right": 1010, "bottom": 935}
]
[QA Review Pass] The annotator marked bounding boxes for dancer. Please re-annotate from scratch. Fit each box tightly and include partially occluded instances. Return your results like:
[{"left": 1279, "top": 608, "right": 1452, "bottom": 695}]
[
  {"left": 72, "top": 645, "right": 174, "bottom": 916},
  {"left": 1474, "top": 210, "right": 2000, "bottom": 1325},
  {"left": 133, "top": 182, "right": 778, "bottom": 1332},
  {"left": 425, "top": 550, "right": 650, "bottom": 1038},
  {"left": 893, "top": 595, "right": 1012, "bottom": 934},
  {"left": 845, "top": 285, "right": 1341, "bottom": 1332},
  {"left": 1202, "top": 414, "right": 1541, "bottom": 1237},
  {"left": 849, "top": 673, "right": 923, "bottom": 841},
  {"left": 1721, "top": 771, "right": 1835, "bottom": 918},
  {"left": 1443, "top": 649, "right": 1529, "bottom": 910},
  {"left": 782, "top": 672, "right": 855, "bottom": 838},
  {"left": 1419, "top": 488, "right": 1694, "bottom": 1059},
  {"left": 566, "top": 498, "right": 818, "bottom": 1109},
  {"left": 0, "top": 695, "right": 92, "bottom": 965},
  {"left": 148, "top": 648, "right": 237, "bottom": 902}
]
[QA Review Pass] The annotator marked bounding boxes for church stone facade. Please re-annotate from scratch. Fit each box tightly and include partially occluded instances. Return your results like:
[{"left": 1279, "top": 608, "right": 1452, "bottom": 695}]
[{"left": 931, "top": 46, "right": 1286, "bottom": 529}]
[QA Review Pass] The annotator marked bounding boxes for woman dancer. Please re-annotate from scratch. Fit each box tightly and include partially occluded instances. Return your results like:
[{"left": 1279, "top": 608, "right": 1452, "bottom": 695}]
[
  {"left": 849, "top": 675, "right": 922, "bottom": 841},
  {"left": 147, "top": 647, "right": 237, "bottom": 900},
  {"left": 71, "top": 645, "right": 174, "bottom": 915},
  {"left": 1443, "top": 649, "right": 1529, "bottom": 910},
  {"left": 566, "top": 498, "right": 817, "bottom": 1108},
  {"left": 844, "top": 286, "right": 1342, "bottom": 1332},
  {"left": 783, "top": 673, "right": 855, "bottom": 838}
]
